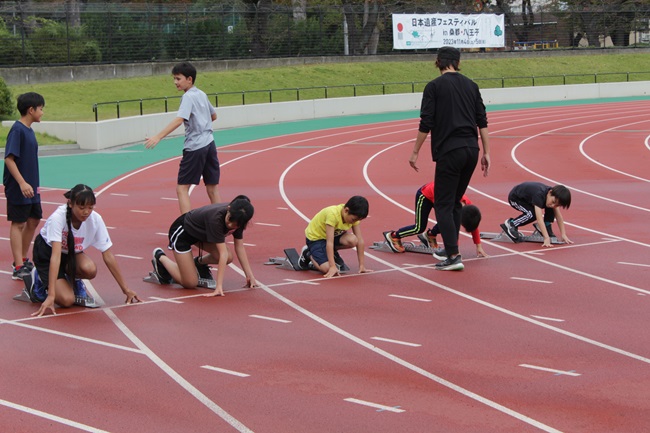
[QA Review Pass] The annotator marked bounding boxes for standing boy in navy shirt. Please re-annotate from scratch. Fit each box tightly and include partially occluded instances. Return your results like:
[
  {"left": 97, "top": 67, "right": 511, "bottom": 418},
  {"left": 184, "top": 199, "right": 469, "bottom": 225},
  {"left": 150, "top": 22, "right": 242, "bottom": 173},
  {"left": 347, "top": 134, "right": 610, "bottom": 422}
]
[
  {"left": 145, "top": 62, "right": 220, "bottom": 214},
  {"left": 3, "top": 92, "right": 45, "bottom": 280}
]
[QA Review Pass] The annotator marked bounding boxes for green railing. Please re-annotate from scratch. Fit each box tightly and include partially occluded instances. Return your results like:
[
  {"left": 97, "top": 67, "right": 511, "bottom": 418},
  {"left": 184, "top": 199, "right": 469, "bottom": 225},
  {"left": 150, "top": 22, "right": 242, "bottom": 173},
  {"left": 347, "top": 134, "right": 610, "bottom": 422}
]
[{"left": 92, "top": 71, "right": 650, "bottom": 121}]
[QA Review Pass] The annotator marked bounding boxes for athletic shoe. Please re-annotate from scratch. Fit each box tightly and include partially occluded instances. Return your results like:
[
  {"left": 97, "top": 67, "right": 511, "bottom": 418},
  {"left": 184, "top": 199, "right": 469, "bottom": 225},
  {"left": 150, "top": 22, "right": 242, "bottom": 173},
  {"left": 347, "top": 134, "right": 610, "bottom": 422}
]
[
  {"left": 24, "top": 267, "right": 47, "bottom": 303},
  {"left": 23, "top": 259, "right": 35, "bottom": 271},
  {"left": 152, "top": 248, "right": 173, "bottom": 284},
  {"left": 417, "top": 232, "right": 438, "bottom": 249},
  {"left": 533, "top": 222, "right": 555, "bottom": 238},
  {"left": 432, "top": 247, "right": 447, "bottom": 260},
  {"left": 12, "top": 264, "right": 31, "bottom": 280},
  {"left": 383, "top": 231, "right": 405, "bottom": 253},
  {"left": 195, "top": 257, "right": 216, "bottom": 289},
  {"left": 434, "top": 255, "right": 464, "bottom": 271},
  {"left": 298, "top": 246, "right": 311, "bottom": 270},
  {"left": 333, "top": 250, "right": 345, "bottom": 268},
  {"left": 500, "top": 218, "right": 521, "bottom": 243},
  {"left": 73, "top": 279, "right": 97, "bottom": 306}
]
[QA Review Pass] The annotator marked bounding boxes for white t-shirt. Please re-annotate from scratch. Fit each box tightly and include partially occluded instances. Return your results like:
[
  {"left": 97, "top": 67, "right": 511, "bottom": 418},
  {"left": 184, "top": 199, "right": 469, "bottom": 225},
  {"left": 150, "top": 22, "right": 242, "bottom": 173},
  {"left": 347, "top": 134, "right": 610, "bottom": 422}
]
[{"left": 40, "top": 205, "right": 113, "bottom": 254}]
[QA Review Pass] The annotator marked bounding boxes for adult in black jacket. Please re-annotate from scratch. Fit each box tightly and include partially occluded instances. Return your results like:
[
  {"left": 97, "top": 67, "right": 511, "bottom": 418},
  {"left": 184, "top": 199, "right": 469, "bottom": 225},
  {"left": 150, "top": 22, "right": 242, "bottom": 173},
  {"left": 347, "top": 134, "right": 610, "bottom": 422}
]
[{"left": 409, "top": 46, "right": 491, "bottom": 271}]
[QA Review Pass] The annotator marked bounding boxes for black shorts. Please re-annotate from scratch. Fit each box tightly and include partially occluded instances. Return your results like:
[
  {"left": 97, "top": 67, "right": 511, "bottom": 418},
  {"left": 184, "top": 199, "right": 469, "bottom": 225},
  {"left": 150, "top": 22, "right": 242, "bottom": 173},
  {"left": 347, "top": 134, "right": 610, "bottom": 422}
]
[
  {"left": 168, "top": 214, "right": 201, "bottom": 254},
  {"left": 7, "top": 201, "right": 43, "bottom": 223},
  {"left": 177, "top": 141, "right": 220, "bottom": 185},
  {"left": 33, "top": 234, "right": 68, "bottom": 289}
]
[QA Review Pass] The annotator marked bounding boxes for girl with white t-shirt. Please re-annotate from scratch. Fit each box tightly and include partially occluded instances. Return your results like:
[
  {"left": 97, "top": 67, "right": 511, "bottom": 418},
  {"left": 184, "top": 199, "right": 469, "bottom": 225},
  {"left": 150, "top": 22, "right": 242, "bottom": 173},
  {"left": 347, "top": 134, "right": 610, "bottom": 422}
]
[{"left": 24, "top": 184, "right": 140, "bottom": 317}]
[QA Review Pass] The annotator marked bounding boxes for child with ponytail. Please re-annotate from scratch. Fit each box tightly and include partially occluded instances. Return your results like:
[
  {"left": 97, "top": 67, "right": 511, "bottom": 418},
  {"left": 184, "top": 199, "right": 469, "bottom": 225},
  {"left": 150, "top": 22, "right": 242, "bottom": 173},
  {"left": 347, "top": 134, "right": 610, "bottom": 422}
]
[
  {"left": 23, "top": 184, "right": 140, "bottom": 316},
  {"left": 150, "top": 195, "right": 257, "bottom": 297}
]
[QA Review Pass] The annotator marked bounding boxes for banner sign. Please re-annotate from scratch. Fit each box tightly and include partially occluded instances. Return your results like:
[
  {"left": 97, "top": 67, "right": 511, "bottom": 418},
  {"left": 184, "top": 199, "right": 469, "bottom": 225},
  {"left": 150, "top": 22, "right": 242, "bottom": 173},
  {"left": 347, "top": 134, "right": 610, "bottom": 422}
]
[{"left": 392, "top": 13, "right": 505, "bottom": 49}]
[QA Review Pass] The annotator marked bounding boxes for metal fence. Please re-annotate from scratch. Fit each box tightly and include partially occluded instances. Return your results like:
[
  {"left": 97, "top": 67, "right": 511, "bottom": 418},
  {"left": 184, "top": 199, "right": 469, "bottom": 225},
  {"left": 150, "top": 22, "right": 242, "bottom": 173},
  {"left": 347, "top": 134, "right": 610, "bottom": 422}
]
[
  {"left": 1, "top": 2, "right": 649, "bottom": 67},
  {"left": 91, "top": 71, "right": 650, "bottom": 121}
]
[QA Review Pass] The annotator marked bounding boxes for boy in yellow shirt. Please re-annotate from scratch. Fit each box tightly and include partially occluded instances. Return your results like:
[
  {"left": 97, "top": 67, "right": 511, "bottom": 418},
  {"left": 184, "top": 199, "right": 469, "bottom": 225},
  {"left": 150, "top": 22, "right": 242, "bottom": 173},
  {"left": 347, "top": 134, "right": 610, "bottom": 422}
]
[{"left": 298, "top": 196, "right": 372, "bottom": 278}]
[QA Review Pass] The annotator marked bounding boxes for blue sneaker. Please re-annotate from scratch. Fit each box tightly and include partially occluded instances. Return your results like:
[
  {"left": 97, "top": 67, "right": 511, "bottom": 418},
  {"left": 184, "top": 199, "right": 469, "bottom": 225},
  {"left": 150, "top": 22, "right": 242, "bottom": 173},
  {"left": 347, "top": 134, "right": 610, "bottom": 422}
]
[
  {"left": 74, "top": 279, "right": 97, "bottom": 307},
  {"left": 24, "top": 268, "right": 47, "bottom": 303}
]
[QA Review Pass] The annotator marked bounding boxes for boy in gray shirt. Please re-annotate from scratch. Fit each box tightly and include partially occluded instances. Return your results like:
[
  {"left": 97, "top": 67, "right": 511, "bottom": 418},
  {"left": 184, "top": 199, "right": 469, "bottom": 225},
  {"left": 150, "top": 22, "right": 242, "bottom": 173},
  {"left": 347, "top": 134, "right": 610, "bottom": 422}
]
[{"left": 145, "top": 62, "right": 220, "bottom": 214}]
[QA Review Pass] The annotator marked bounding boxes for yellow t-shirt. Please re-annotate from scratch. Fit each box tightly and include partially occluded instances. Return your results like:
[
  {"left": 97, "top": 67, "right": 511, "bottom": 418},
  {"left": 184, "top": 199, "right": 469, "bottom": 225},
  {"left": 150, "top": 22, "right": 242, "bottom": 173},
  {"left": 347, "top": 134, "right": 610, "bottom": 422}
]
[{"left": 305, "top": 204, "right": 360, "bottom": 241}]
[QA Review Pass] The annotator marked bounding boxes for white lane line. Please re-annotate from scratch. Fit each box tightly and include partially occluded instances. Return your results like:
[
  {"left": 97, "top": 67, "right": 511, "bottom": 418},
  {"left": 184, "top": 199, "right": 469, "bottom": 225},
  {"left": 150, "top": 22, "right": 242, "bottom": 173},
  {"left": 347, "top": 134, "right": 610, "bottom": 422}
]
[
  {"left": 254, "top": 222, "right": 281, "bottom": 227},
  {"left": 389, "top": 294, "right": 432, "bottom": 302},
  {"left": 371, "top": 337, "right": 421, "bottom": 347},
  {"left": 149, "top": 297, "right": 184, "bottom": 304},
  {"left": 156, "top": 232, "right": 167, "bottom": 236},
  {"left": 277, "top": 207, "right": 289, "bottom": 210},
  {"left": 115, "top": 254, "right": 142, "bottom": 260},
  {"left": 344, "top": 398, "right": 405, "bottom": 413},
  {"left": 618, "top": 262, "right": 650, "bottom": 268},
  {"left": 161, "top": 197, "right": 178, "bottom": 201},
  {"left": 0, "top": 398, "right": 110, "bottom": 433},
  {"left": 109, "top": 193, "right": 128, "bottom": 197},
  {"left": 284, "top": 279, "right": 320, "bottom": 286},
  {"left": 0, "top": 318, "right": 142, "bottom": 354},
  {"left": 510, "top": 277, "right": 553, "bottom": 284},
  {"left": 130, "top": 209, "right": 151, "bottom": 214},
  {"left": 519, "top": 364, "right": 581, "bottom": 377},
  {"left": 201, "top": 365, "right": 250, "bottom": 377},
  {"left": 249, "top": 315, "right": 292, "bottom": 323},
  {"left": 530, "top": 315, "right": 565, "bottom": 322}
]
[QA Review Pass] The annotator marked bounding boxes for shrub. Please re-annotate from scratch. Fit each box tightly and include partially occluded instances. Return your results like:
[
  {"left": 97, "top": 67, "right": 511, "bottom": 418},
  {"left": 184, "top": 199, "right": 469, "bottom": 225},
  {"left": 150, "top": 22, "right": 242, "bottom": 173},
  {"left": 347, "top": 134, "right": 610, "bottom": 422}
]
[{"left": 0, "top": 77, "right": 14, "bottom": 118}]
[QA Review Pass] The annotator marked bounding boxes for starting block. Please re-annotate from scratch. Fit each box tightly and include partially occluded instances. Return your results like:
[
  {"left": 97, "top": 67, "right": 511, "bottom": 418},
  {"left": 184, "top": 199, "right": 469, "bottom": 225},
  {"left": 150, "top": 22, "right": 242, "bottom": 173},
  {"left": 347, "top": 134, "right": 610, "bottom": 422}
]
[
  {"left": 371, "top": 235, "right": 437, "bottom": 255},
  {"left": 143, "top": 272, "right": 216, "bottom": 289},
  {"left": 13, "top": 279, "right": 102, "bottom": 309},
  {"left": 264, "top": 248, "right": 350, "bottom": 272},
  {"left": 480, "top": 223, "right": 563, "bottom": 245}
]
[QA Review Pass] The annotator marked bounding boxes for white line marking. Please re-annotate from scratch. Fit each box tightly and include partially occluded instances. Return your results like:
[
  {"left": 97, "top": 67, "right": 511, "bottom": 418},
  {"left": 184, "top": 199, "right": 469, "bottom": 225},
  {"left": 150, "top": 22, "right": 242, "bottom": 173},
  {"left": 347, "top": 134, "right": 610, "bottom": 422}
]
[
  {"left": 284, "top": 279, "right": 320, "bottom": 286},
  {"left": 156, "top": 232, "right": 167, "bottom": 236},
  {"left": 115, "top": 254, "right": 142, "bottom": 260},
  {"left": 510, "top": 277, "right": 553, "bottom": 284},
  {"left": 371, "top": 337, "right": 421, "bottom": 347},
  {"left": 530, "top": 315, "right": 565, "bottom": 322},
  {"left": 0, "top": 398, "right": 111, "bottom": 433},
  {"left": 276, "top": 207, "right": 289, "bottom": 210},
  {"left": 149, "top": 296, "right": 184, "bottom": 304},
  {"left": 389, "top": 294, "right": 432, "bottom": 302},
  {"left": 103, "top": 309, "right": 253, "bottom": 432},
  {"left": 618, "top": 262, "right": 650, "bottom": 268},
  {"left": 109, "top": 193, "right": 128, "bottom": 197},
  {"left": 254, "top": 222, "right": 281, "bottom": 227},
  {"left": 161, "top": 197, "right": 178, "bottom": 201},
  {"left": 637, "top": 293, "right": 647, "bottom": 296},
  {"left": 130, "top": 209, "right": 151, "bottom": 214},
  {"left": 519, "top": 364, "right": 581, "bottom": 377},
  {"left": 249, "top": 314, "right": 292, "bottom": 323},
  {"left": 201, "top": 365, "right": 250, "bottom": 377},
  {"left": 344, "top": 398, "right": 405, "bottom": 413}
]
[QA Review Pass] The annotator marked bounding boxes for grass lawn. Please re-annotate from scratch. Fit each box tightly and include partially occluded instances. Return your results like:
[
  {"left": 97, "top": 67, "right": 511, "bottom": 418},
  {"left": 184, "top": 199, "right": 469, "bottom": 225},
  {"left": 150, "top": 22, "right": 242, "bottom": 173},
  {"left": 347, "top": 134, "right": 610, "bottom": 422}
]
[{"left": 3, "top": 52, "right": 650, "bottom": 124}]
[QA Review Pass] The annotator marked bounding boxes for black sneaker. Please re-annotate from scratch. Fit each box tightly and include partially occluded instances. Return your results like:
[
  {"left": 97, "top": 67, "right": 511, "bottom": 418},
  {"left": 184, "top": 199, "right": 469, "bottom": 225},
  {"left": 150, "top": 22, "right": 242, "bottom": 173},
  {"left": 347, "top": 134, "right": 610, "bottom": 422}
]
[
  {"left": 432, "top": 247, "right": 447, "bottom": 260},
  {"left": 500, "top": 218, "right": 521, "bottom": 243},
  {"left": 435, "top": 255, "right": 464, "bottom": 271},
  {"left": 534, "top": 222, "right": 556, "bottom": 238},
  {"left": 23, "top": 259, "right": 34, "bottom": 272},
  {"left": 12, "top": 264, "right": 31, "bottom": 280},
  {"left": 298, "top": 246, "right": 311, "bottom": 270},
  {"left": 152, "top": 248, "right": 173, "bottom": 284},
  {"left": 195, "top": 257, "right": 216, "bottom": 289},
  {"left": 333, "top": 250, "right": 345, "bottom": 268}
]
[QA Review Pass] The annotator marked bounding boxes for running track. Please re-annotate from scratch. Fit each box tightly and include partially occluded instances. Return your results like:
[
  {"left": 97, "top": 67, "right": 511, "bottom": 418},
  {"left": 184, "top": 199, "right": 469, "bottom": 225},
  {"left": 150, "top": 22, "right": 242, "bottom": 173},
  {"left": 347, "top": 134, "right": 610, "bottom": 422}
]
[{"left": 1, "top": 99, "right": 650, "bottom": 432}]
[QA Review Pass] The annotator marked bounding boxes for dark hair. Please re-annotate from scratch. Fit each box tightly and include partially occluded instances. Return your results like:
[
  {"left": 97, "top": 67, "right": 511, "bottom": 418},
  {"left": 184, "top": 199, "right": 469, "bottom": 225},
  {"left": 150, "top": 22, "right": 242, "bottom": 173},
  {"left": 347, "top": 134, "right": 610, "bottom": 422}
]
[
  {"left": 172, "top": 62, "right": 197, "bottom": 85},
  {"left": 63, "top": 184, "right": 96, "bottom": 282},
  {"left": 344, "top": 196, "right": 369, "bottom": 219},
  {"left": 461, "top": 204, "right": 482, "bottom": 233},
  {"left": 550, "top": 185, "right": 571, "bottom": 209},
  {"left": 228, "top": 195, "right": 254, "bottom": 230},
  {"left": 435, "top": 57, "right": 460, "bottom": 72},
  {"left": 17, "top": 92, "right": 45, "bottom": 116}
]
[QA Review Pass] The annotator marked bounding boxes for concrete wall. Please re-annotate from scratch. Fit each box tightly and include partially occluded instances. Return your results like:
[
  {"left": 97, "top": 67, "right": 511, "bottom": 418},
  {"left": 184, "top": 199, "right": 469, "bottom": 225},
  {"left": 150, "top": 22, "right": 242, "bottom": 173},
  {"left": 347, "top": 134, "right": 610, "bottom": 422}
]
[{"left": 4, "top": 81, "right": 648, "bottom": 151}]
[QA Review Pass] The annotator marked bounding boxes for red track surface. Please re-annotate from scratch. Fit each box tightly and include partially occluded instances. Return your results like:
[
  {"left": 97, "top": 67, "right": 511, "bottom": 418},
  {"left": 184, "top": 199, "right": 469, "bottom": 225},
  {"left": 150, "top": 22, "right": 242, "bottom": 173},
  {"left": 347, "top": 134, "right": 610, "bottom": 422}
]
[{"left": 2, "top": 100, "right": 650, "bottom": 432}]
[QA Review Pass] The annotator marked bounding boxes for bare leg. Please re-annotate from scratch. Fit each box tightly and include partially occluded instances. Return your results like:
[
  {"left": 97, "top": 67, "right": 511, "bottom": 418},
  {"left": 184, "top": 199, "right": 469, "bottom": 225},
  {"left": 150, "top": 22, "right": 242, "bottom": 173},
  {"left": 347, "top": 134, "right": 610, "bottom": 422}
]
[
  {"left": 205, "top": 184, "right": 221, "bottom": 205},
  {"left": 176, "top": 184, "right": 192, "bottom": 214},
  {"left": 9, "top": 221, "right": 26, "bottom": 266}
]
